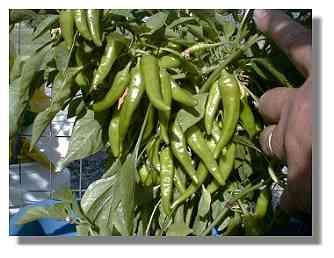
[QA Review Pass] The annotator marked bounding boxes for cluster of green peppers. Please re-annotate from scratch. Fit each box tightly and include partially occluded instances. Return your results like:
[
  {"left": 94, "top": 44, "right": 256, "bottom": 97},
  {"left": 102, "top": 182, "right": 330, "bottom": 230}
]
[{"left": 58, "top": 10, "right": 266, "bottom": 226}]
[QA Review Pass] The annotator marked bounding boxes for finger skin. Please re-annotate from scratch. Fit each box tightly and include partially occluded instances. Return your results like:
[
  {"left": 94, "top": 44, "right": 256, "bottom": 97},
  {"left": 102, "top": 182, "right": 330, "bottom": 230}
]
[
  {"left": 283, "top": 81, "right": 312, "bottom": 214},
  {"left": 254, "top": 9, "right": 312, "bottom": 77},
  {"left": 258, "top": 87, "right": 296, "bottom": 124},
  {"left": 260, "top": 82, "right": 312, "bottom": 214}
]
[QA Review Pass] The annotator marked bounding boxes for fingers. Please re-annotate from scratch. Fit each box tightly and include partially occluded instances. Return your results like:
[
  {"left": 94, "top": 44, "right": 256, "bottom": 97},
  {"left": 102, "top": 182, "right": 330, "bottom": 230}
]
[
  {"left": 259, "top": 124, "right": 285, "bottom": 160},
  {"left": 254, "top": 9, "right": 312, "bottom": 77},
  {"left": 258, "top": 87, "right": 296, "bottom": 124}
]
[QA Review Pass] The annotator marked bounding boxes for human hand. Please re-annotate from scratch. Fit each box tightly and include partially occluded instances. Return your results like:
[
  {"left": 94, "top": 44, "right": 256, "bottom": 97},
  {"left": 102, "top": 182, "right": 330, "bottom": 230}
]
[{"left": 254, "top": 10, "right": 312, "bottom": 215}]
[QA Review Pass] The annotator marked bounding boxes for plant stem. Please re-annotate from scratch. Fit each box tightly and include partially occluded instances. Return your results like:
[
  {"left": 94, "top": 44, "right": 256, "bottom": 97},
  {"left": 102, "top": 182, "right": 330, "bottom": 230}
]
[
  {"left": 145, "top": 199, "right": 161, "bottom": 236},
  {"left": 200, "top": 34, "right": 264, "bottom": 93},
  {"left": 201, "top": 179, "right": 268, "bottom": 236}
]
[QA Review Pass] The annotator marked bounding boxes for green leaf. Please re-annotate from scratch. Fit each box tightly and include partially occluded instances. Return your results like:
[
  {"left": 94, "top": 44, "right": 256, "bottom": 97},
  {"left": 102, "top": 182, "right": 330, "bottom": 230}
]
[
  {"left": 58, "top": 109, "right": 104, "bottom": 170},
  {"left": 30, "top": 68, "right": 81, "bottom": 151},
  {"left": 54, "top": 41, "right": 71, "bottom": 72},
  {"left": 102, "top": 159, "right": 122, "bottom": 179},
  {"left": 167, "top": 17, "right": 196, "bottom": 29},
  {"left": 211, "top": 196, "right": 226, "bottom": 220},
  {"left": 16, "top": 203, "right": 67, "bottom": 225},
  {"left": 144, "top": 12, "right": 168, "bottom": 34},
  {"left": 187, "top": 24, "right": 205, "bottom": 41},
  {"left": 175, "top": 93, "right": 208, "bottom": 133},
  {"left": 10, "top": 9, "right": 37, "bottom": 24},
  {"left": 9, "top": 48, "right": 48, "bottom": 139},
  {"left": 118, "top": 154, "right": 137, "bottom": 235},
  {"left": 111, "top": 201, "right": 128, "bottom": 236},
  {"left": 33, "top": 15, "right": 58, "bottom": 40},
  {"left": 53, "top": 187, "right": 73, "bottom": 204},
  {"left": 15, "top": 23, "right": 53, "bottom": 58},
  {"left": 166, "top": 222, "right": 193, "bottom": 236},
  {"left": 80, "top": 175, "right": 116, "bottom": 222},
  {"left": 198, "top": 187, "right": 211, "bottom": 217},
  {"left": 192, "top": 213, "right": 208, "bottom": 236},
  {"left": 10, "top": 56, "right": 26, "bottom": 83},
  {"left": 214, "top": 13, "right": 235, "bottom": 38},
  {"left": 108, "top": 9, "right": 135, "bottom": 20},
  {"left": 94, "top": 197, "right": 114, "bottom": 236},
  {"left": 76, "top": 223, "right": 91, "bottom": 236}
]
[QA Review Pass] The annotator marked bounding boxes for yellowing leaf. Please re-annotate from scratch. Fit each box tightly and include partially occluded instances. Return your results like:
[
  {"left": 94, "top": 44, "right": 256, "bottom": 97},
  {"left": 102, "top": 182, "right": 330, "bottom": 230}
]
[
  {"left": 19, "top": 137, "right": 55, "bottom": 171},
  {"left": 30, "top": 86, "right": 50, "bottom": 113}
]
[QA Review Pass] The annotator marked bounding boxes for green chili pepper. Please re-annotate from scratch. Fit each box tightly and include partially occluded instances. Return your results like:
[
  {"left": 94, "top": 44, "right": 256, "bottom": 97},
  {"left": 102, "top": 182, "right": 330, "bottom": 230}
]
[
  {"left": 171, "top": 162, "right": 208, "bottom": 210},
  {"left": 108, "top": 109, "right": 121, "bottom": 158},
  {"left": 87, "top": 9, "right": 102, "bottom": 47},
  {"left": 152, "top": 168, "right": 160, "bottom": 186},
  {"left": 213, "top": 69, "right": 240, "bottom": 159},
  {"left": 211, "top": 120, "right": 222, "bottom": 143},
  {"left": 207, "top": 143, "right": 236, "bottom": 194},
  {"left": 151, "top": 137, "right": 162, "bottom": 172},
  {"left": 74, "top": 46, "right": 90, "bottom": 94},
  {"left": 170, "top": 120, "right": 199, "bottom": 184},
  {"left": 119, "top": 65, "right": 145, "bottom": 149},
  {"left": 92, "top": 33, "right": 127, "bottom": 90},
  {"left": 141, "top": 55, "right": 170, "bottom": 112},
  {"left": 174, "top": 167, "right": 186, "bottom": 194},
  {"left": 92, "top": 61, "right": 131, "bottom": 112},
  {"left": 143, "top": 104, "right": 156, "bottom": 142},
  {"left": 159, "top": 55, "right": 181, "bottom": 69},
  {"left": 240, "top": 96, "right": 257, "bottom": 138},
  {"left": 59, "top": 10, "right": 74, "bottom": 49},
  {"left": 160, "top": 146, "right": 174, "bottom": 215},
  {"left": 255, "top": 188, "right": 271, "bottom": 219},
  {"left": 158, "top": 69, "right": 172, "bottom": 144},
  {"left": 74, "top": 9, "right": 92, "bottom": 41},
  {"left": 186, "top": 125, "right": 225, "bottom": 185},
  {"left": 170, "top": 78, "right": 198, "bottom": 107},
  {"left": 204, "top": 80, "right": 220, "bottom": 135}
]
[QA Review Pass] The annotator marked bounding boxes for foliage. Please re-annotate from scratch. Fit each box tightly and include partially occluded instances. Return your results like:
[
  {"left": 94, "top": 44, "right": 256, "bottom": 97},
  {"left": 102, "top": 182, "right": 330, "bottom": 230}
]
[{"left": 10, "top": 9, "right": 310, "bottom": 236}]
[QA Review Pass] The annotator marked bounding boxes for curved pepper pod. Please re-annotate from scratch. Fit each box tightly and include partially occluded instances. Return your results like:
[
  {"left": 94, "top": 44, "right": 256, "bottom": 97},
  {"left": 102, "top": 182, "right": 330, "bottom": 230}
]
[
  {"left": 108, "top": 109, "right": 121, "bottom": 158},
  {"left": 240, "top": 96, "right": 257, "bottom": 139},
  {"left": 59, "top": 10, "right": 74, "bottom": 49},
  {"left": 142, "top": 104, "right": 156, "bottom": 142},
  {"left": 92, "top": 61, "right": 131, "bottom": 112},
  {"left": 213, "top": 69, "right": 240, "bottom": 159},
  {"left": 92, "top": 33, "right": 127, "bottom": 90},
  {"left": 158, "top": 69, "right": 172, "bottom": 144},
  {"left": 171, "top": 162, "right": 208, "bottom": 210},
  {"left": 170, "top": 79, "right": 198, "bottom": 107},
  {"left": 255, "top": 188, "right": 271, "bottom": 219},
  {"left": 119, "top": 66, "right": 145, "bottom": 148},
  {"left": 207, "top": 143, "right": 236, "bottom": 194},
  {"left": 87, "top": 9, "right": 102, "bottom": 47},
  {"left": 74, "top": 47, "right": 90, "bottom": 94},
  {"left": 141, "top": 55, "right": 170, "bottom": 112},
  {"left": 186, "top": 125, "right": 225, "bottom": 185},
  {"left": 204, "top": 80, "right": 220, "bottom": 135},
  {"left": 74, "top": 9, "right": 92, "bottom": 41},
  {"left": 160, "top": 146, "right": 174, "bottom": 215},
  {"left": 159, "top": 55, "right": 181, "bottom": 69},
  {"left": 170, "top": 120, "right": 199, "bottom": 184}
]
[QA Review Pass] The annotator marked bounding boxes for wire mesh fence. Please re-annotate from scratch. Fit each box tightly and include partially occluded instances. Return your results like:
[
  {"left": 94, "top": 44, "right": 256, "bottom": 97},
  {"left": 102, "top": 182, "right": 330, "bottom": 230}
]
[{"left": 9, "top": 23, "right": 108, "bottom": 213}]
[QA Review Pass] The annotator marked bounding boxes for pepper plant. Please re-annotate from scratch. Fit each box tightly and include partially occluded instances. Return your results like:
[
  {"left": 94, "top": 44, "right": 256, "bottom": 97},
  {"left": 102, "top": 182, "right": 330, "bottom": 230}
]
[{"left": 9, "top": 9, "right": 310, "bottom": 236}]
